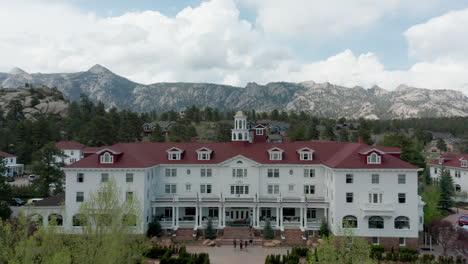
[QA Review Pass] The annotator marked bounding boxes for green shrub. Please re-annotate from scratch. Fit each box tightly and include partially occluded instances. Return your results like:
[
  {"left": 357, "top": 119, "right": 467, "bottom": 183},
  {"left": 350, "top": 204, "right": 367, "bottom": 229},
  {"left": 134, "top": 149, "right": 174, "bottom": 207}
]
[
  {"left": 291, "top": 247, "right": 309, "bottom": 257},
  {"left": 205, "top": 218, "right": 217, "bottom": 239},
  {"left": 318, "top": 220, "right": 330, "bottom": 238},
  {"left": 147, "top": 217, "right": 162, "bottom": 238},
  {"left": 263, "top": 219, "right": 275, "bottom": 240},
  {"left": 369, "top": 245, "right": 385, "bottom": 260},
  {"left": 399, "top": 247, "right": 418, "bottom": 255}
]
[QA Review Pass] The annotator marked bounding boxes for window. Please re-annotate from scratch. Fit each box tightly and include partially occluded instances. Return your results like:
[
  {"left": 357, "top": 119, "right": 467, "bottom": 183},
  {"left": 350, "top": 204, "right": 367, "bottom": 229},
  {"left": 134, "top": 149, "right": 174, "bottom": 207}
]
[
  {"left": 165, "top": 168, "right": 177, "bottom": 177},
  {"left": 77, "top": 173, "right": 84, "bottom": 183},
  {"left": 185, "top": 208, "right": 195, "bottom": 216},
  {"left": 300, "top": 152, "right": 313, "bottom": 160},
  {"left": 232, "top": 168, "right": 247, "bottom": 178},
  {"left": 367, "top": 153, "right": 381, "bottom": 164},
  {"left": 346, "top": 192, "right": 353, "bottom": 203},
  {"left": 100, "top": 153, "right": 114, "bottom": 164},
  {"left": 101, "top": 173, "right": 109, "bottom": 183},
  {"left": 371, "top": 174, "right": 379, "bottom": 184},
  {"left": 346, "top": 174, "right": 353, "bottom": 183},
  {"left": 394, "top": 216, "right": 410, "bottom": 229},
  {"left": 369, "top": 193, "right": 383, "bottom": 203},
  {"left": 288, "top": 184, "right": 294, "bottom": 192},
  {"left": 304, "top": 169, "right": 315, "bottom": 178},
  {"left": 269, "top": 152, "right": 282, "bottom": 160},
  {"left": 165, "top": 184, "right": 177, "bottom": 194},
  {"left": 200, "top": 184, "right": 212, "bottom": 194},
  {"left": 372, "top": 237, "right": 380, "bottom": 245},
  {"left": 230, "top": 185, "right": 249, "bottom": 195},
  {"left": 70, "top": 158, "right": 76, "bottom": 163},
  {"left": 455, "top": 171, "right": 461, "bottom": 178},
  {"left": 185, "top": 184, "right": 191, "bottom": 192},
  {"left": 267, "top": 184, "right": 280, "bottom": 194},
  {"left": 198, "top": 152, "right": 211, "bottom": 160},
  {"left": 256, "top": 129, "right": 264, "bottom": 135},
  {"left": 126, "top": 173, "right": 133, "bottom": 183},
  {"left": 398, "top": 174, "right": 406, "bottom": 184},
  {"left": 208, "top": 207, "right": 219, "bottom": 218},
  {"left": 369, "top": 216, "right": 384, "bottom": 229},
  {"left": 201, "top": 168, "right": 212, "bottom": 177},
  {"left": 434, "top": 168, "right": 438, "bottom": 174},
  {"left": 167, "top": 149, "right": 182, "bottom": 160},
  {"left": 76, "top": 192, "right": 84, "bottom": 202},
  {"left": 261, "top": 208, "right": 272, "bottom": 218},
  {"left": 455, "top": 184, "right": 461, "bottom": 192},
  {"left": 307, "top": 209, "right": 316, "bottom": 219},
  {"left": 398, "top": 193, "right": 406, "bottom": 203},
  {"left": 268, "top": 168, "right": 280, "bottom": 178},
  {"left": 126, "top": 192, "right": 133, "bottom": 201},
  {"left": 304, "top": 185, "right": 315, "bottom": 195},
  {"left": 462, "top": 160, "right": 468, "bottom": 167},
  {"left": 342, "top": 215, "right": 357, "bottom": 228},
  {"left": 399, "top": 237, "right": 406, "bottom": 246}
]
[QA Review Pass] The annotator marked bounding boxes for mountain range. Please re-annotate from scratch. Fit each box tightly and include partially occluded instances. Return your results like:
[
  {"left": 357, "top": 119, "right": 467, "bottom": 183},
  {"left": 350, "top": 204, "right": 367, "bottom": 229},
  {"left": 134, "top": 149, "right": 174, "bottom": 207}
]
[{"left": 1, "top": 65, "right": 467, "bottom": 119}]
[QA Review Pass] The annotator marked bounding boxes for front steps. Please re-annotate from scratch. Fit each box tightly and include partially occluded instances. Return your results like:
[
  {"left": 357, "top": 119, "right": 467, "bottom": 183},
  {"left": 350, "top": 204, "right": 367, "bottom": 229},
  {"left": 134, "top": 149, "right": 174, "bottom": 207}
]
[{"left": 174, "top": 228, "right": 196, "bottom": 241}]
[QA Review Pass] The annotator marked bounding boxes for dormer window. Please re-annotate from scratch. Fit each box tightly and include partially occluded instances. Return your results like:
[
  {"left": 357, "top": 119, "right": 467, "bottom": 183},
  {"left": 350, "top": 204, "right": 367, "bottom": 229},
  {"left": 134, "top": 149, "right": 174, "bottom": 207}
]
[
  {"left": 167, "top": 147, "right": 183, "bottom": 161},
  {"left": 196, "top": 147, "right": 212, "bottom": 161},
  {"left": 256, "top": 129, "right": 264, "bottom": 135},
  {"left": 297, "top": 147, "right": 314, "bottom": 161},
  {"left": 268, "top": 147, "right": 284, "bottom": 161},
  {"left": 461, "top": 159, "right": 468, "bottom": 167},
  {"left": 367, "top": 153, "right": 381, "bottom": 164},
  {"left": 438, "top": 158, "right": 444, "bottom": 165},
  {"left": 100, "top": 153, "right": 114, "bottom": 164}
]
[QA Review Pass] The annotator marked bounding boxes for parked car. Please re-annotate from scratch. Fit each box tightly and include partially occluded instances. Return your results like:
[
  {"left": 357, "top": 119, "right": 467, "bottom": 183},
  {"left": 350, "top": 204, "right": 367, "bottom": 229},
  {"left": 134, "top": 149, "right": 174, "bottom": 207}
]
[
  {"left": 458, "top": 215, "right": 468, "bottom": 226},
  {"left": 10, "top": 198, "right": 25, "bottom": 206},
  {"left": 28, "top": 174, "right": 38, "bottom": 181},
  {"left": 26, "top": 198, "right": 44, "bottom": 205}
]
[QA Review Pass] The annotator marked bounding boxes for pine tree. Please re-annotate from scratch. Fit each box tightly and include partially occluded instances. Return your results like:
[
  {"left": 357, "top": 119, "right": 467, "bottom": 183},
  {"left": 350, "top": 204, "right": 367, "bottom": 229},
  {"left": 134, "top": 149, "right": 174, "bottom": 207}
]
[
  {"left": 150, "top": 124, "right": 165, "bottom": 142},
  {"left": 439, "top": 169, "right": 454, "bottom": 210},
  {"left": 263, "top": 219, "right": 275, "bottom": 239},
  {"left": 338, "top": 128, "right": 349, "bottom": 142},
  {"left": 205, "top": 218, "right": 217, "bottom": 239},
  {"left": 147, "top": 217, "right": 162, "bottom": 238},
  {"left": 319, "top": 220, "right": 330, "bottom": 238},
  {"left": 31, "top": 142, "right": 66, "bottom": 197},
  {"left": 0, "top": 157, "right": 13, "bottom": 220},
  {"left": 437, "top": 138, "right": 448, "bottom": 153}
]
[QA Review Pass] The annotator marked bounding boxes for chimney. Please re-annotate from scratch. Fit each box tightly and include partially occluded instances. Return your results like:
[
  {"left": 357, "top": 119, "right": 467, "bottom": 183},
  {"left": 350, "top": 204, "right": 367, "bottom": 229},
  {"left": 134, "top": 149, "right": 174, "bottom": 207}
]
[
  {"left": 358, "top": 136, "right": 363, "bottom": 144},
  {"left": 191, "top": 137, "right": 197, "bottom": 143},
  {"left": 283, "top": 137, "right": 291, "bottom": 143}
]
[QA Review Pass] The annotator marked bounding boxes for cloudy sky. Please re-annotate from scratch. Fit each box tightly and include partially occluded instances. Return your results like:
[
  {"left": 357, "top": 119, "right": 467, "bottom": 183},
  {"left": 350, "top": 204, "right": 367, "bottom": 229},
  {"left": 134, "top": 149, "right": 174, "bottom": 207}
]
[{"left": 1, "top": 0, "right": 468, "bottom": 94}]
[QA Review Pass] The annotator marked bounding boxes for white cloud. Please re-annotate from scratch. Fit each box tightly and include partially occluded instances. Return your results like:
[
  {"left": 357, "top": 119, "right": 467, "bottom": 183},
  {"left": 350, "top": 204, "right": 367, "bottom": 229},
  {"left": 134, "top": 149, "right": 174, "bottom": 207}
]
[{"left": 0, "top": 0, "right": 467, "bottom": 95}]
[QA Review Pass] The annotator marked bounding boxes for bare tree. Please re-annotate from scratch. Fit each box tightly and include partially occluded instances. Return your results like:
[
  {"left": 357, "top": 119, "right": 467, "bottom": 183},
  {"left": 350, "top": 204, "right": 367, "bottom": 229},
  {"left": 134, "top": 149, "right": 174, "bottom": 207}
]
[
  {"left": 428, "top": 219, "right": 457, "bottom": 256},
  {"left": 455, "top": 228, "right": 468, "bottom": 255}
]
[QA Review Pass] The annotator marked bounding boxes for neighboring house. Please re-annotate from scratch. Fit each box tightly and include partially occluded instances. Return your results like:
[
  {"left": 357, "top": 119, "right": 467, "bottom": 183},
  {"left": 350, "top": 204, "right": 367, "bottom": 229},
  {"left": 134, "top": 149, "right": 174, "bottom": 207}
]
[
  {"left": 142, "top": 121, "right": 176, "bottom": 137},
  {"left": 267, "top": 134, "right": 283, "bottom": 143},
  {"left": 429, "top": 154, "right": 468, "bottom": 193},
  {"left": 60, "top": 111, "right": 422, "bottom": 249},
  {"left": 55, "top": 141, "right": 85, "bottom": 165},
  {"left": 425, "top": 136, "right": 463, "bottom": 154},
  {"left": 0, "top": 151, "right": 24, "bottom": 177}
]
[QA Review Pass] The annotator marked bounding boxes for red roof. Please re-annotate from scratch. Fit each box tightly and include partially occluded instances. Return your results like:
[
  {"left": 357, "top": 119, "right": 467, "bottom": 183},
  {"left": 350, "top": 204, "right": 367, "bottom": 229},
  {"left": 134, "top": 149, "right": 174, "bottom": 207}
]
[
  {"left": 430, "top": 154, "right": 468, "bottom": 169},
  {"left": 66, "top": 141, "right": 417, "bottom": 170},
  {"left": 0, "top": 151, "right": 16, "bottom": 158},
  {"left": 82, "top": 146, "right": 110, "bottom": 153},
  {"left": 55, "top": 141, "right": 85, "bottom": 150}
]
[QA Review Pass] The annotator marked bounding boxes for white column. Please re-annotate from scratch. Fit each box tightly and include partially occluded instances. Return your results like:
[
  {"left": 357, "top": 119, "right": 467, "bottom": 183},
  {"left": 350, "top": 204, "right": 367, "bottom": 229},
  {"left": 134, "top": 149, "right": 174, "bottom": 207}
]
[
  {"left": 199, "top": 207, "right": 203, "bottom": 227},
  {"left": 172, "top": 206, "right": 176, "bottom": 227},
  {"left": 304, "top": 208, "right": 307, "bottom": 229},
  {"left": 279, "top": 207, "right": 283, "bottom": 228},
  {"left": 195, "top": 206, "right": 199, "bottom": 227},
  {"left": 218, "top": 206, "right": 222, "bottom": 227},
  {"left": 175, "top": 206, "right": 179, "bottom": 227},
  {"left": 300, "top": 207, "right": 304, "bottom": 228},
  {"left": 255, "top": 207, "right": 259, "bottom": 227},
  {"left": 276, "top": 207, "right": 280, "bottom": 227}
]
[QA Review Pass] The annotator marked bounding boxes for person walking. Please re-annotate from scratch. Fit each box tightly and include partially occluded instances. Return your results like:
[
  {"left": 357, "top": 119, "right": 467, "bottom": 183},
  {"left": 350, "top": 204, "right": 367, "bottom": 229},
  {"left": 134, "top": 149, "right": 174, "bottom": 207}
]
[
  {"left": 239, "top": 240, "right": 243, "bottom": 250},
  {"left": 244, "top": 240, "right": 248, "bottom": 251},
  {"left": 233, "top": 239, "right": 237, "bottom": 250}
]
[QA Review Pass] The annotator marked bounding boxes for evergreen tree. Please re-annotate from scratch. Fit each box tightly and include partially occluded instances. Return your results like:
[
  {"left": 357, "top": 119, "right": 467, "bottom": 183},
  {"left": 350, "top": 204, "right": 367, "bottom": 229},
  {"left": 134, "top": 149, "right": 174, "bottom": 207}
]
[
  {"left": 437, "top": 138, "right": 448, "bottom": 153},
  {"left": 338, "top": 128, "right": 349, "bottom": 142},
  {"left": 31, "top": 142, "right": 66, "bottom": 197},
  {"left": 150, "top": 124, "right": 165, "bottom": 142},
  {"left": 205, "top": 218, "right": 217, "bottom": 239},
  {"left": 321, "top": 123, "right": 336, "bottom": 141},
  {"left": 6, "top": 99, "right": 25, "bottom": 122},
  {"left": 215, "top": 122, "right": 232, "bottom": 142},
  {"left": 263, "top": 219, "right": 275, "bottom": 239},
  {"left": 439, "top": 169, "right": 454, "bottom": 210},
  {"left": 270, "top": 109, "right": 280, "bottom": 120},
  {"left": 147, "top": 217, "right": 162, "bottom": 238},
  {"left": 306, "top": 124, "right": 320, "bottom": 140},
  {"left": 319, "top": 220, "right": 330, "bottom": 238},
  {"left": 288, "top": 123, "right": 306, "bottom": 141},
  {"left": 0, "top": 156, "right": 13, "bottom": 220}
]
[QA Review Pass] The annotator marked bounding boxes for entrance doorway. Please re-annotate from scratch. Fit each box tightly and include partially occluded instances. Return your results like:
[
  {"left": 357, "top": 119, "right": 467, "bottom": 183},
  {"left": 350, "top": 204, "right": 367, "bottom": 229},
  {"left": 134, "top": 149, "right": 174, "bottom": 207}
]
[{"left": 227, "top": 208, "right": 251, "bottom": 226}]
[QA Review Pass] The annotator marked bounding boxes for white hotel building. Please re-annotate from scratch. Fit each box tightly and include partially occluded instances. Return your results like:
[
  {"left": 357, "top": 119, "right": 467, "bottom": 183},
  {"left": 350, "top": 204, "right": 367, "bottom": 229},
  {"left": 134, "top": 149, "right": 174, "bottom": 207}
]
[
  {"left": 429, "top": 154, "right": 468, "bottom": 192},
  {"left": 61, "top": 111, "right": 423, "bottom": 248}
]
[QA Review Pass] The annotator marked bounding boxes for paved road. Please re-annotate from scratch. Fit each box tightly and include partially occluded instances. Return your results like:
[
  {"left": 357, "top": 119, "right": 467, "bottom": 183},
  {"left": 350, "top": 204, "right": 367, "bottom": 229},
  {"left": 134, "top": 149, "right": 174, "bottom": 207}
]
[
  {"left": 443, "top": 208, "right": 468, "bottom": 226},
  {"left": 187, "top": 246, "right": 291, "bottom": 264}
]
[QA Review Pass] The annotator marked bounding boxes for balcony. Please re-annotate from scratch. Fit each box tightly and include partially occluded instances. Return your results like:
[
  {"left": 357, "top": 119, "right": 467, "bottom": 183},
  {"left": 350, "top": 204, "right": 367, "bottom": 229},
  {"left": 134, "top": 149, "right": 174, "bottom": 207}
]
[
  {"left": 360, "top": 203, "right": 395, "bottom": 216},
  {"left": 224, "top": 197, "right": 254, "bottom": 203}
]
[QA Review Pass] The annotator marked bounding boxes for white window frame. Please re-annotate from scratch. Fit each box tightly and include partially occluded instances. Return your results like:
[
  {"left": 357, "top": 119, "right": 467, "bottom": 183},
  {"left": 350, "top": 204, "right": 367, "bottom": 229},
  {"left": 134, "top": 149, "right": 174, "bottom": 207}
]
[
  {"left": 288, "top": 184, "right": 294, "bottom": 192},
  {"left": 304, "top": 185, "right": 315, "bottom": 195},
  {"left": 165, "top": 184, "right": 177, "bottom": 194},
  {"left": 165, "top": 168, "right": 177, "bottom": 177},
  {"left": 346, "top": 192, "right": 353, "bottom": 203},
  {"left": 185, "top": 184, "right": 191, "bottom": 192},
  {"left": 269, "top": 152, "right": 282, "bottom": 160},
  {"left": 372, "top": 237, "right": 380, "bottom": 245},
  {"left": 200, "top": 184, "right": 212, "bottom": 194},
  {"left": 398, "top": 174, "right": 406, "bottom": 184},
  {"left": 101, "top": 173, "right": 109, "bottom": 183},
  {"left": 369, "top": 192, "right": 383, "bottom": 204},
  {"left": 455, "top": 171, "right": 461, "bottom": 178},
  {"left": 267, "top": 184, "right": 280, "bottom": 194},
  {"left": 267, "top": 168, "right": 279, "bottom": 178},
  {"left": 304, "top": 168, "right": 315, "bottom": 178},
  {"left": 346, "top": 174, "right": 353, "bottom": 184},
  {"left": 230, "top": 185, "right": 249, "bottom": 195},
  {"left": 76, "top": 192, "right": 84, "bottom": 202},
  {"left": 126, "top": 173, "right": 133, "bottom": 183},
  {"left": 462, "top": 159, "right": 468, "bottom": 167},
  {"left": 398, "top": 193, "right": 406, "bottom": 204},
  {"left": 201, "top": 168, "right": 212, "bottom": 177},
  {"left": 300, "top": 152, "right": 313, "bottom": 161},
  {"left": 371, "top": 174, "right": 380, "bottom": 184},
  {"left": 77, "top": 173, "right": 84, "bottom": 183},
  {"left": 100, "top": 153, "right": 114, "bottom": 164},
  {"left": 367, "top": 153, "right": 381, "bottom": 164},
  {"left": 232, "top": 168, "right": 247, "bottom": 178},
  {"left": 256, "top": 129, "right": 264, "bottom": 135},
  {"left": 399, "top": 237, "right": 406, "bottom": 246}
]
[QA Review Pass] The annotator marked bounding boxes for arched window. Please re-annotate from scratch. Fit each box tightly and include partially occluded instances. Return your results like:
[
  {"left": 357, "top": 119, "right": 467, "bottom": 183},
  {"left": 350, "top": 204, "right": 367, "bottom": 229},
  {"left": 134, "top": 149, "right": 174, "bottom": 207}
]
[
  {"left": 100, "top": 152, "right": 114, "bottom": 164},
  {"left": 238, "top": 133, "right": 243, "bottom": 140},
  {"left": 368, "top": 216, "right": 384, "bottom": 229},
  {"left": 455, "top": 184, "right": 461, "bottom": 192},
  {"left": 72, "top": 214, "right": 88, "bottom": 226},
  {"left": 394, "top": 216, "right": 410, "bottom": 229},
  {"left": 123, "top": 214, "right": 137, "bottom": 226},
  {"left": 342, "top": 215, "right": 358, "bottom": 228},
  {"left": 367, "top": 153, "right": 381, "bottom": 164},
  {"left": 48, "top": 214, "right": 63, "bottom": 226}
]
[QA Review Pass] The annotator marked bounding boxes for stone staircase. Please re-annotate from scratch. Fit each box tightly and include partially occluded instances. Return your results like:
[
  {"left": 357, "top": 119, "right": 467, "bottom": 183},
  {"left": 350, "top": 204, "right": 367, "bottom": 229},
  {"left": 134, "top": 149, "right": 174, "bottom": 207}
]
[
  {"left": 174, "top": 228, "right": 195, "bottom": 241},
  {"left": 283, "top": 229, "right": 305, "bottom": 245},
  {"left": 216, "top": 226, "right": 263, "bottom": 246}
]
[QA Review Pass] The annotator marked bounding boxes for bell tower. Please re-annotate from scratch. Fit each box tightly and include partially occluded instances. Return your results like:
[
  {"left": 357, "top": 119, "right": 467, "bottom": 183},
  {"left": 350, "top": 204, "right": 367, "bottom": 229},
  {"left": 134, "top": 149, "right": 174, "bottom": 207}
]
[{"left": 231, "top": 111, "right": 250, "bottom": 142}]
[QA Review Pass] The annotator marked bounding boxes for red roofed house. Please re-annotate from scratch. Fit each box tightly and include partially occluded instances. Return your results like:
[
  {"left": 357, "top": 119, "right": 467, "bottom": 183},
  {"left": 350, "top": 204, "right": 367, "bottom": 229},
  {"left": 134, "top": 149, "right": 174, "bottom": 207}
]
[
  {"left": 0, "top": 151, "right": 24, "bottom": 177},
  {"left": 55, "top": 141, "right": 85, "bottom": 165},
  {"left": 60, "top": 111, "right": 423, "bottom": 249},
  {"left": 429, "top": 154, "right": 468, "bottom": 193}
]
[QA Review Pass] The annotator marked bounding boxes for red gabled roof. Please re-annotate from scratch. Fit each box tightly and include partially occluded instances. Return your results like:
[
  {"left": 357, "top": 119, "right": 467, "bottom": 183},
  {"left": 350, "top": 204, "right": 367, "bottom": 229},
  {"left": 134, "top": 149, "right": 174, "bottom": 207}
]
[
  {"left": 55, "top": 141, "right": 85, "bottom": 150},
  {"left": 430, "top": 154, "right": 468, "bottom": 169},
  {"left": 0, "top": 151, "right": 16, "bottom": 158},
  {"left": 82, "top": 146, "right": 110, "bottom": 153},
  {"left": 66, "top": 141, "right": 417, "bottom": 170}
]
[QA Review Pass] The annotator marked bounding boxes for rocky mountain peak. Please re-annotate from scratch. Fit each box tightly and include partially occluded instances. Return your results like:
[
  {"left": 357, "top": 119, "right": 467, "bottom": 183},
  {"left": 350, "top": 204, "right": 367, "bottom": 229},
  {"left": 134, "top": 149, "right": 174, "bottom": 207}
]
[
  {"left": 8, "top": 67, "right": 28, "bottom": 76},
  {"left": 87, "top": 64, "right": 112, "bottom": 74}
]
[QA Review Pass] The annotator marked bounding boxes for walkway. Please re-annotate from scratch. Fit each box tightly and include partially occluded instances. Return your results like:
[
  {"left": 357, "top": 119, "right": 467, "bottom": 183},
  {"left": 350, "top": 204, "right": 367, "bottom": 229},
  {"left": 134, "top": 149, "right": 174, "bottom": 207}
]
[{"left": 187, "top": 246, "right": 291, "bottom": 264}]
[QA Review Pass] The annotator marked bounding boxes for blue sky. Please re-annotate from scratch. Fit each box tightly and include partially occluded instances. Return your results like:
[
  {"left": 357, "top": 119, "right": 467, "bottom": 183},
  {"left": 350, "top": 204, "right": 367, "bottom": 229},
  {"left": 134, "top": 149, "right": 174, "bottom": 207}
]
[{"left": 1, "top": 0, "right": 468, "bottom": 94}]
